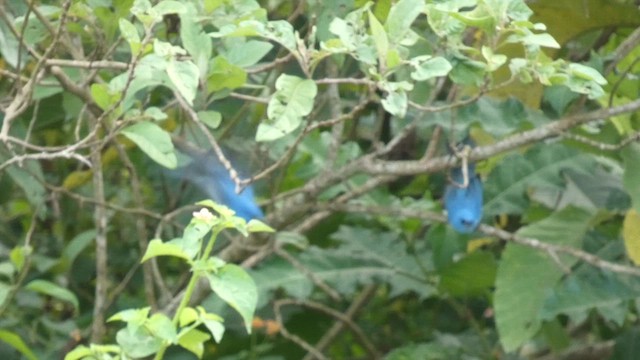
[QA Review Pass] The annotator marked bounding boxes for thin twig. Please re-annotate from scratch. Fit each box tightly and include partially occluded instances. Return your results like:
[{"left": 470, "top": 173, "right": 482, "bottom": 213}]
[
  {"left": 604, "top": 26, "right": 640, "bottom": 75},
  {"left": 273, "top": 299, "right": 329, "bottom": 360},
  {"left": 277, "top": 298, "right": 381, "bottom": 360},
  {"left": 561, "top": 131, "right": 640, "bottom": 151},
  {"left": 45, "top": 59, "right": 130, "bottom": 70},
  {"left": 302, "top": 285, "right": 380, "bottom": 360},
  {"left": 274, "top": 247, "right": 342, "bottom": 302}
]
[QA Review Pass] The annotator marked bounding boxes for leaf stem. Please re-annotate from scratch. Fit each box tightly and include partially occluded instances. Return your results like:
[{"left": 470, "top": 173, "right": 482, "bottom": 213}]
[{"left": 154, "top": 226, "right": 223, "bottom": 359}]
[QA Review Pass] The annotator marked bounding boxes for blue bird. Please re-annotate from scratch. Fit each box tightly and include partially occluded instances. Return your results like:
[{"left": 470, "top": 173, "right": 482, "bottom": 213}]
[
  {"left": 178, "top": 152, "right": 264, "bottom": 221},
  {"left": 444, "top": 163, "right": 483, "bottom": 233}
]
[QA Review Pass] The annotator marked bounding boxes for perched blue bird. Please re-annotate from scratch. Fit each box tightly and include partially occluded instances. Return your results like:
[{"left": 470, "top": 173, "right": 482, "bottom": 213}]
[
  {"left": 444, "top": 163, "right": 483, "bottom": 233},
  {"left": 176, "top": 151, "right": 264, "bottom": 221}
]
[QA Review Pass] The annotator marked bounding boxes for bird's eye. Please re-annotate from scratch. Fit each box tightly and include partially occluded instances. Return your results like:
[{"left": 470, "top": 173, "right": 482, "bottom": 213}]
[{"left": 461, "top": 218, "right": 474, "bottom": 226}]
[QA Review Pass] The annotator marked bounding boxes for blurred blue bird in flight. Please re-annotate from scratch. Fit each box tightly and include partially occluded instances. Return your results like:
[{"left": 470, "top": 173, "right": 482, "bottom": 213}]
[
  {"left": 444, "top": 160, "right": 483, "bottom": 234},
  {"left": 178, "top": 151, "right": 264, "bottom": 221}
]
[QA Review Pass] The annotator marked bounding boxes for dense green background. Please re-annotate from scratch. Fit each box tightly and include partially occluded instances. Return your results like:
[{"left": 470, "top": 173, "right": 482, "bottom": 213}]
[{"left": 1, "top": 0, "right": 640, "bottom": 359}]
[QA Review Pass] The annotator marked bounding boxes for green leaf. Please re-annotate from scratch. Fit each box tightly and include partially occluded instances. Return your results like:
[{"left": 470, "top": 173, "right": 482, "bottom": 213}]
[
  {"left": 410, "top": 56, "right": 452, "bottom": 81},
  {"left": 25, "top": 279, "right": 79, "bottom": 311},
  {"left": 368, "top": 10, "right": 388, "bottom": 68},
  {"left": 439, "top": 251, "right": 497, "bottom": 297},
  {"left": 251, "top": 226, "right": 435, "bottom": 308},
  {"left": 385, "top": 341, "right": 462, "bottom": 360},
  {"left": 10, "top": 246, "right": 30, "bottom": 272},
  {"left": 116, "top": 326, "right": 162, "bottom": 358},
  {"left": 63, "top": 345, "right": 93, "bottom": 360},
  {"left": 62, "top": 229, "right": 95, "bottom": 266},
  {"left": 206, "top": 264, "right": 258, "bottom": 333},
  {"left": 541, "top": 268, "right": 640, "bottom": 326},
  {"left": 567, "top": 63, "right": 607, "bottom": 85},
  {"left": 513, "top": 31, "right": 560, "bottom": 49},
  {"left": 247, "top": 219, "right": 275, "bottom": 233},
  {"left": 424, "top": 3, "right": 466, "bottom": 38},
  {"left": 624, "top": 208, "right": 640, "bottom": 267},
  {"left": 381, "top": 89, "right": 408, "bottom": 117},
  {"left": 207, "top": 56, "right": 247, "bottom": 92},
  {"left": 379, "top": 79, "right": 414, "bottom": 117},
  {"left": 481, "top": 46, "right": 507, "bottom": 71},
  {"left": 119, "top": 18, "right": 140, "bottom": 54},
  {"left": 256, "top": 74, "right": 318, "bottom": 141},
  {"left": 183, "top": 215, "right": 216, "bottom": 243},
  {"left": 2, "top": 149, "right": 46, "bottom": 212},
  {"left": 258, "top": 20, "right": 297, "bottom": 52},
  {"left": 110, "top": 55, "right": 169, "bottom": 112},
  {"left": 141, "top": 238, "right": 192, "bottom": 262},
  {"left": 166, "top": 59, "right": 200, "bottom": 105},
  {"left": 202, "top": 317, "right": 225, "bottom": 343},
  {"left": 177, "top": 328, "right": 210, "bottom": 358},
  {"left": 180, "top": 6, "right": 212, "bottom": 75},
  {"left": 91, "top": 83, "right": 114, "bottom": 111},
  {"left": 0, "top": 330, "right": 38, "bottom": 360},
  {"left": 197, "top": 110, "right": 222, "bottom": 129},
  {"left": 148, "top": 313, "right": 177, "bottom": 342},
  {"left": 450, "top": 11, "right": 494, "bottom": 31},
  {"left": 226, "top": 40, "right": 274, "bottom": 67},
  {"left": 154, "top": 39, "right": 186, "bottom": 57},
  {"left": 108, "top": 307, "right": 150, "bottom": 327},
  {"left": 385, "top": 0, "right": 424, "bottom": 42},
  {"left": 0, "top": 280, "right": 10, "bottom": 310},
  {"left": 210, "top": 20, "right": 296, "bottom": 53},
  {"left": 484, "top": 143, "right": 594, "bottom": 216},
  {"left": 152, "top": 0, "right": 186, "bottom": 16},
  {"left": 531, "top": 168, "right": 629, "bottom": 212},
  {"left": 121, "top": 121, "right": 178, "bottom": 169},
  {"left": 494, "top": 207, "right": 593, "bottom": 352},
  {"left": 449, "top": 56, "right": 486, "bottom": 86},
  {"left": 622, "top": 144, "right": 640, "bottom": 213},
  {"left": 0, "top": 19, "right": 24, "bottom": 68},
  {"left": 179, "top": 307, "right": 199, "bottom": 326},
  {"left": 144, "top": 106, "right": 168, "bottom": 120}
]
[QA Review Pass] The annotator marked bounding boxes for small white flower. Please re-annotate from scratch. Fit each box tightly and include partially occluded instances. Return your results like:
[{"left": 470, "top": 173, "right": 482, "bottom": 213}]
[{"left": 193, "top": 208, "right": 215, "bottom": 221}]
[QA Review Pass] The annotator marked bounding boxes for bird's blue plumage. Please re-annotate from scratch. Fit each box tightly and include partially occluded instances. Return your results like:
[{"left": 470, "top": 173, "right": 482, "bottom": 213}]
[
  {"left": 444, "top": 163, "right": 483, "bottom": 233},
  {"left": 177, "top": 152, "right": 264, "bottom": 221}
]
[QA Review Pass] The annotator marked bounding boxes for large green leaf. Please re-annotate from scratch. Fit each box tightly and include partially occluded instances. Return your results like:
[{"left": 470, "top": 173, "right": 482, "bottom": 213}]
[
  {"left": 251, "top": 226, "right": 435, "bottom": 308},
  {"left": 439, "top": 250, "right": 497, "bottom": 297},
  {"left": 622, "top": 143, "right": 640, "bottom": 213},
  {"left": 109, "top": 54, "right": 170, "bottom": 112},
  {"left": 141, "top": 239, "right": 192, "bottom": 262},
  {"left": 315, "top": 0, "right": 353, "bottom": 42},
  {"left": 177, "top": 328, "right": 210, "bottom": 358},
  {"left": 1, "top": 147, "right": 46, "bottom": 213},
  {"left": 385, "top": 0, "right": 424, "bottom": 42},
  {"left": 116, "top": 326, "right": 162, "bottom": 358},
  {"left": 541, "top": 267, "right": 640, "bottom": 326},
  {"left": 484, "top": 143, "right": 594, "bottom": 216},
  {"left": 166, "top": 59, "right": 200, "bottom": 106},
  {"left": 256, "top": 74, "right": 317, "bottom": 141},
  {"left": 0, "top": 330, "right": 37, "bottom": 360},
  {"left": 494, "top": 206, "right": 593, "bottom": 352},
  {"left": 119, "top": 18, "right": 141, "bottom": 54},
  {"left": 531, "top": 167, "right": 629, "bottom": 212},
  {"left": 25, "top": 279, "right": 79, "bottom": 312},
  {"left": 410, "top": 56, "right": 452, "bottom": 81},
  {"left": 206, "top": 264, "right": 257, "bottom": 334},
  {"left": 207, "top": 55, "right": 247, "bottom": 92},
  {"left": 121, "top": 121, "right": 178, "bottom": 169},
  {"left": 226, "top": 40, "right": 273, "bottom": 68},
  {"left": 179, "top": 4, "right": 212, "bottom": 76}
]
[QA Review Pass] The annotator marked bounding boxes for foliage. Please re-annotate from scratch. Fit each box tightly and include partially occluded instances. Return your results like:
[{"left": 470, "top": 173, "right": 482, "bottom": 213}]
[
  {"left": 65, "top": 203, "right": 273, "bottom": 359},
  {"left": 0, "top": 0, "right": 640, "bottom": 359}
]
